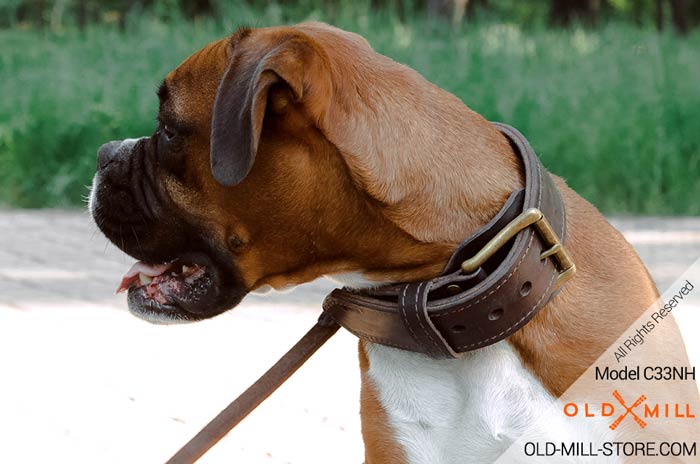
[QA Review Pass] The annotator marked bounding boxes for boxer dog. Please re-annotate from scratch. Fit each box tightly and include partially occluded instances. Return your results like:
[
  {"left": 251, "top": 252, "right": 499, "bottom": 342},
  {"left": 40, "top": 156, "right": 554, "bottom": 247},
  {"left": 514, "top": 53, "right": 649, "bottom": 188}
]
[{"left": 90, "top": 22, "right": 696, "bottom": 463}]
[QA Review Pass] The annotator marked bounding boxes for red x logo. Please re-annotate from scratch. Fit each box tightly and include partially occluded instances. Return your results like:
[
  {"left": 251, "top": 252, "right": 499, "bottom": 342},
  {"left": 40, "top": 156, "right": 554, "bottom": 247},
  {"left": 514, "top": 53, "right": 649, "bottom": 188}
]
[{"left": 609, "top": 390, "right": 647, "bottom": 430}]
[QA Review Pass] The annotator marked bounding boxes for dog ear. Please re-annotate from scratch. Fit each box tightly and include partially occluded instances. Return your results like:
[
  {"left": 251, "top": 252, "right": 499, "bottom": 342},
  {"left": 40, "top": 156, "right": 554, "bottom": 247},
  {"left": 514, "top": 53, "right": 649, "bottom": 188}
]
[{"left": 210, "top": 38, "right": 312, "bottom": 187}]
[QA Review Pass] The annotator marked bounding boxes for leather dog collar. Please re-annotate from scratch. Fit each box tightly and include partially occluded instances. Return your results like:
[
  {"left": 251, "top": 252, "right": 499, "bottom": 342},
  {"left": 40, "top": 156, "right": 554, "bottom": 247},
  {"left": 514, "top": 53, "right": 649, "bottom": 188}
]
[{"left": 322, "top": 123, "right": 576, "bottom": 359}]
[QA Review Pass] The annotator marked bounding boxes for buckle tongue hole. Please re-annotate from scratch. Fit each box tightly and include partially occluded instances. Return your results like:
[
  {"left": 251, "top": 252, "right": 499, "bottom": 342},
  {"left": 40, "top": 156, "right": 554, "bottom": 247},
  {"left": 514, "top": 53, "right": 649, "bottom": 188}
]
[
  {"left": 451, "top": 324, "right": 466, "bottom": 334},
  {"left": 520, "top": 281, "right": 532, "bottom": 296},
  {"left": 488, "top": 308, "right": 504, "bottom": 321}
]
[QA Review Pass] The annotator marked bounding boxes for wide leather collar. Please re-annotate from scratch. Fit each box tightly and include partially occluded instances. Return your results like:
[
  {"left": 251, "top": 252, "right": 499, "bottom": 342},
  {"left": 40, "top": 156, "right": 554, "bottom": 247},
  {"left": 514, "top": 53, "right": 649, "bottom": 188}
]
[{"left": 322, "top": 123, "right": 575, "bottom": 359}]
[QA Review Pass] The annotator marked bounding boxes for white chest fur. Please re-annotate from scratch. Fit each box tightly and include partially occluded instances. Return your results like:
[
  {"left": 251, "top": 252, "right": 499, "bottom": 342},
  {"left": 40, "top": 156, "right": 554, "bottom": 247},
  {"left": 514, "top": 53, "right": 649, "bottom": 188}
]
[{"left": 365, "top": 341, "right": 615, "bottom": 464}]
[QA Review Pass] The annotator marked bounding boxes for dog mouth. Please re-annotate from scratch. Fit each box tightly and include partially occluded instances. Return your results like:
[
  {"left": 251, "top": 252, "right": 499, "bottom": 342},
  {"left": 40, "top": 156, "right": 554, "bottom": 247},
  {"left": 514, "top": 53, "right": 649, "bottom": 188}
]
[
  {"left": 116, "top": 252, "right": 223, "bottom": 323},
  {"left": 91, "top": 137, "right": 250, "bottom": 323}
]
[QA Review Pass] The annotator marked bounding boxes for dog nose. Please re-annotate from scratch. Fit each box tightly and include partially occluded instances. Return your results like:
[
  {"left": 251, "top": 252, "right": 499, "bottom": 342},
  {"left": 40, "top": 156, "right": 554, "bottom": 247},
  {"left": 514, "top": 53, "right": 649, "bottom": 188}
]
[{"left": 97, "top": 141, "right": 123, "bottom": 170}]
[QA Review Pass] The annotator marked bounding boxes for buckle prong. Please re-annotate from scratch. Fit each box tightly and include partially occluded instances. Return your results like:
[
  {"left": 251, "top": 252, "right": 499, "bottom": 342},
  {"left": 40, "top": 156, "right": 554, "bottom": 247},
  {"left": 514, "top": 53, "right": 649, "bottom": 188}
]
[{"left": 540, "top": 243, "right": 562, "bottom": 260}]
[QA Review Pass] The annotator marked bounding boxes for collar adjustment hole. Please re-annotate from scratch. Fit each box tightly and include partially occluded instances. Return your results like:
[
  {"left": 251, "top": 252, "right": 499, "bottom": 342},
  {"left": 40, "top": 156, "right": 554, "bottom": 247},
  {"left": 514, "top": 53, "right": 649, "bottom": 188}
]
[
  {"left": 451, "top": 324, "right": 466, "bottom": 334},
  {"left": 488, "top": 308, "right": 504, "bottom": 321},
  {"left": 520, "top": 281, "right": 532, "bottom": 296}
]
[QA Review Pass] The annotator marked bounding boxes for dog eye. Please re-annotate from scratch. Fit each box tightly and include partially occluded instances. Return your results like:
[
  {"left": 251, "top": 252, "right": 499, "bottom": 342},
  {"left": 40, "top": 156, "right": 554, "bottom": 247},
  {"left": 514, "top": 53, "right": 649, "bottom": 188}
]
[
  {"left": 155, "top": 123, "right": 185, "bottom": 177},
  {"left": 161, "top": 125, "right": 176, "bottom": 141}
]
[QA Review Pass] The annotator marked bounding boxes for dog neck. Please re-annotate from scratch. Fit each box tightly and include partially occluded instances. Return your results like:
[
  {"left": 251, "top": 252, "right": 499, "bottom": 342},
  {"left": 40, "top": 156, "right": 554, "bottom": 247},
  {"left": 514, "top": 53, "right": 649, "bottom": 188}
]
[
  {"left": 336, "top": 178, "right": 659, "bottom": 464},
  {"left": 327, "top": 142, "right": 658, "bottom": 463}
]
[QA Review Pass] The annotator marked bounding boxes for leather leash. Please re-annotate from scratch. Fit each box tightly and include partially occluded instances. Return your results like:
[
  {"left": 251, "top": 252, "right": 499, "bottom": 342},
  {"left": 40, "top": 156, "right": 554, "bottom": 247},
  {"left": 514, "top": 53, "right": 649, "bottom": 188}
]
[
  {"left": 165, "top": 313, "right": 340, "bottom": 464},
  {"left": 164, "top": 123, "right": 576, "bottom": 462}
]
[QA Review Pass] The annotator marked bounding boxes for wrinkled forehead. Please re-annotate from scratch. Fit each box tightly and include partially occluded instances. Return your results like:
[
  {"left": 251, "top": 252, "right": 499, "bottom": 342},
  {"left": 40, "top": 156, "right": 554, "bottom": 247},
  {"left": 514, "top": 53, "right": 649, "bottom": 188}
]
[{"left": 159, "top": 37, "right": 232, "bottom": 125}]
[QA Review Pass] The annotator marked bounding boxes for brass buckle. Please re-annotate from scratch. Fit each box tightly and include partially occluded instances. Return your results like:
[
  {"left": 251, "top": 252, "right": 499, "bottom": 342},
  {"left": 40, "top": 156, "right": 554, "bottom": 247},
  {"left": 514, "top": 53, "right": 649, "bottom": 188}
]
[{"left": 461, "top": 208, "right": 576, "bottom": 289}]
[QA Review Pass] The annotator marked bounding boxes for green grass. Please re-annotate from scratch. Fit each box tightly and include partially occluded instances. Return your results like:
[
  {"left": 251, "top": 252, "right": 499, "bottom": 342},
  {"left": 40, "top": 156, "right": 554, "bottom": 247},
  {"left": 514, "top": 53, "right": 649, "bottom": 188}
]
[{"left": 1, "top": 4, "right": 699, "bottom": 213}]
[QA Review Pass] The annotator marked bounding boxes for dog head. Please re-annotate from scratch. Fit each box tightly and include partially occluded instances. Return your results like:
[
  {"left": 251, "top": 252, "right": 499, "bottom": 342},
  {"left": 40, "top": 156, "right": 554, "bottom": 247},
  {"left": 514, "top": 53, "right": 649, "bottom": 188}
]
[{"left": 90, "top": 22, "right": 518, "bottom": 323}]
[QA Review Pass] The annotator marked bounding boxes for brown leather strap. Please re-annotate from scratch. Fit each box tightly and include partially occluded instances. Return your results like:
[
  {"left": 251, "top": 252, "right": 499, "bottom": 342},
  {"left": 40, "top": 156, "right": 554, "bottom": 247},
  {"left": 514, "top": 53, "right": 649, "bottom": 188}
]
[
  {"left": 398, "top": 280, "right": 459, "bottom": 358},
  {"left": 165, "top": 314, "right": 340, "bottom": 464},
  {"left": 322, "top": 123, "right": 572, "bottom": 359}
]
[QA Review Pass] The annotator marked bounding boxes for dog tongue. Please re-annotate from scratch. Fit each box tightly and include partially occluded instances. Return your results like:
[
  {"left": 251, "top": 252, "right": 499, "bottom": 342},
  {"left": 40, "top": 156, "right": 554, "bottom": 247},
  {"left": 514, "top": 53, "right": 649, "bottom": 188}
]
[{"left": 116, "top": 261, "right": 172, "bottom": 294}]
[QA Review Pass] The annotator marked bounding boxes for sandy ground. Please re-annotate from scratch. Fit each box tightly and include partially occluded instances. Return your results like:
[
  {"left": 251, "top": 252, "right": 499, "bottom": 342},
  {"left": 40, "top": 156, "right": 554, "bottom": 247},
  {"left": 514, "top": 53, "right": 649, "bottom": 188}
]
[{"left": 0, "top": 210, "right": 699, "bottom": 464}]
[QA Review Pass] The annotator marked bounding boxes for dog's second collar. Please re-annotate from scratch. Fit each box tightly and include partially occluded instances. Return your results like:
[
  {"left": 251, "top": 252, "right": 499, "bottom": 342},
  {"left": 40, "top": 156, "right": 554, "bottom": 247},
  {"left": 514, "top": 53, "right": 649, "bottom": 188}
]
[{"left": 322, "top": 123, "right": 576, "bottom": 359}]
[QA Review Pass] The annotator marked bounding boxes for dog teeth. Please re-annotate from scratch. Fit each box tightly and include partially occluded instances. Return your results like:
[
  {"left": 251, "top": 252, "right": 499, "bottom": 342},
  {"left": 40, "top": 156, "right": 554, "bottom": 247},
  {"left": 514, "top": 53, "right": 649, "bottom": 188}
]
[{"left": 139, "top": 273, "right": 153, "bottom": 285}]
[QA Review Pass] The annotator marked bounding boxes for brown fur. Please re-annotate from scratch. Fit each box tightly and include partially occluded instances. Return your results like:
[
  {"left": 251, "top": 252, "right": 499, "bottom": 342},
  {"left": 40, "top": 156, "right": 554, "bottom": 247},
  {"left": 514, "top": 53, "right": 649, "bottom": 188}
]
[{"left": 155, "top": 22, "right": 693, "bottom": 462}]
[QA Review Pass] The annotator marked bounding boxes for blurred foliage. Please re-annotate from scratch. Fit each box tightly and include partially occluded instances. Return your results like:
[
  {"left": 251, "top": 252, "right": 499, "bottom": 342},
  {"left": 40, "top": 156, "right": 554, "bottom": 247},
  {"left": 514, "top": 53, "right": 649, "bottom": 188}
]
[
  {"left": 0, "top": 1, "right": 699, "bottom": 213},
  {"left": 0, "top": 0, "right": 699, "bottom": 31}
]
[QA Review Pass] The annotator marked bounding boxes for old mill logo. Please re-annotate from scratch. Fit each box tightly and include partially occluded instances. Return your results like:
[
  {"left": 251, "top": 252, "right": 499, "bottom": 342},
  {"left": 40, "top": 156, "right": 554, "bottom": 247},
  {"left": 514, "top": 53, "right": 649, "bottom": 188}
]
[{"left": 563, "top": 390, "right": 695, "bottom": 430}]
